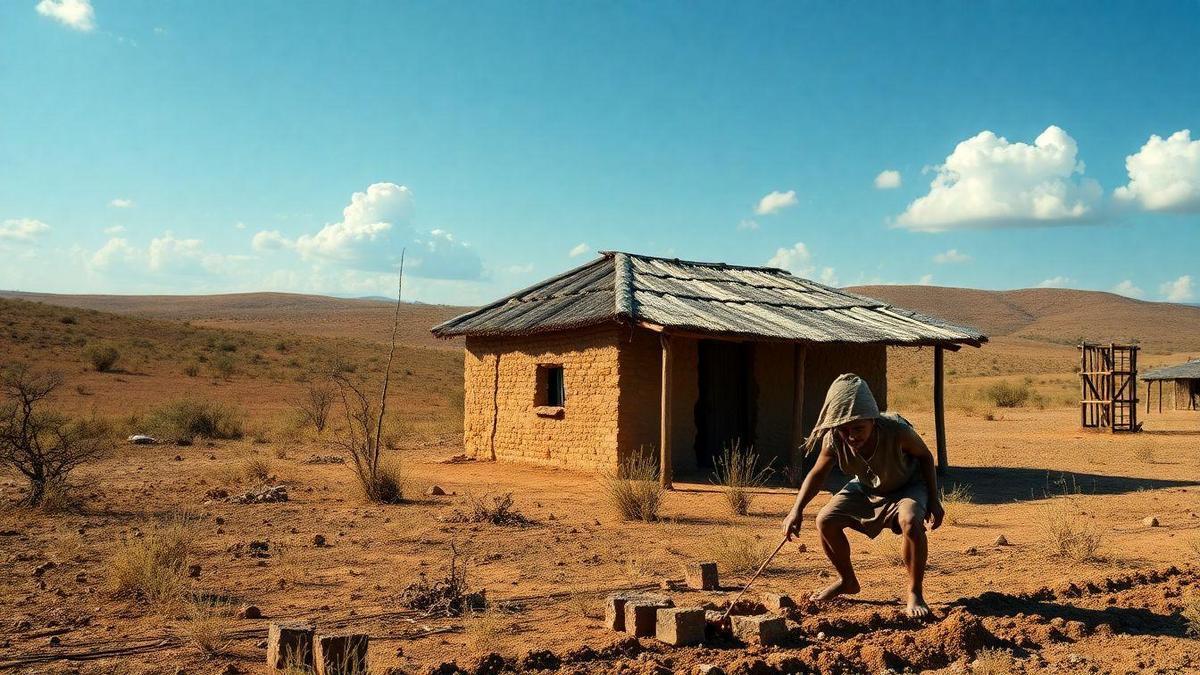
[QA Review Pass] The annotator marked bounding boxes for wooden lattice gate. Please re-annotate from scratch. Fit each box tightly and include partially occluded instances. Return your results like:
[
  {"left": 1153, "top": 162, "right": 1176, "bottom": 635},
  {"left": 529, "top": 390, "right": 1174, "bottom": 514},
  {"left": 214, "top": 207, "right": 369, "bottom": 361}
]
[{"left": 1080, "top": 343, "right": 1140, "bottom": 432}]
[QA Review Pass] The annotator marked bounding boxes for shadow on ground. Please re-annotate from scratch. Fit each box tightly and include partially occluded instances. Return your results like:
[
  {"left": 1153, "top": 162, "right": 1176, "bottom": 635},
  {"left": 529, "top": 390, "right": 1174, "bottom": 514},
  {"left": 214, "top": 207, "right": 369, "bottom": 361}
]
[{"left": 941, "top": 466, "right": 1199, "bottom": 505}]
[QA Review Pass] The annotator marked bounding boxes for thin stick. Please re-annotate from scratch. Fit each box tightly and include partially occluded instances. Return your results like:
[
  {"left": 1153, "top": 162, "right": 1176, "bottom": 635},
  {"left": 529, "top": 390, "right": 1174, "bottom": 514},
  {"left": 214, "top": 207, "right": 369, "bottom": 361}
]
[
  {"left": 719, "top": 537, "right": 788, "bottom": 622},
  {"left": 373, "top": 249, "right": 406, "bottom": 468}
]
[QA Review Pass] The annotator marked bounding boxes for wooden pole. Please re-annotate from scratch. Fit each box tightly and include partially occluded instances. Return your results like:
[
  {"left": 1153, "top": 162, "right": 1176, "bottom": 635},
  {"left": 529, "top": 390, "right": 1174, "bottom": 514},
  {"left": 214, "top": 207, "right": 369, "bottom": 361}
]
[
  {"left": 790, "top": 343, "right": 807, "bottom": 468},
  {"left": 1145, "top": 381, "right": 1151, "bottom": 414},
  {"left": 1159, "top": 380, "right": 1164, "bottom": 413},
  {"left": 934, "top": 346, "right": 947, "bottom": 475},
  {"left": 659, "top": 333, "right": 673, "bottom": 489}
]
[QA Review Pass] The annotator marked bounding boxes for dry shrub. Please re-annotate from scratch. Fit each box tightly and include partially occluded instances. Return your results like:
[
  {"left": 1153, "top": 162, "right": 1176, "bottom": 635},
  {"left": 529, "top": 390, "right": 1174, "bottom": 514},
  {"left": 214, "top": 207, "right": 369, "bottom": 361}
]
[
  {"left": 599, "top": 450, "right": 664, "bottom": 522},
  {"left": 83, "top": 343, "right": 120, "bottom": 372},
  {"left": 108, "top": 516, "right": 195, "bottom": 605},
  {"left": 241, "top": 456, "right": 272, "bottom": 483},
  {"left": 447, "top": 492, "right": 529, "bottom": 526},
  {"left": 1183, "top": 594, "right": 1200, "bottom": 637},
  {"left": 710, "top": 534, "right": 772, "bottom": 576},
  {"left": 181, "top": 596, "right": 234, "bottom": 656},
  {"left": 981, "top": 380, "right": 1032, "bottom": 408},
  {"left": 1042, "top": 497, "right": 1101, "bottom": 562},
  {"left": 295, "top": 379, "right": 335, "bottom": 433},
  {"left": 940, "top": 482, "right": 973, "bottom": 525},
  {"left": 398, "top": 545, "right": 486, "bottom": 617},
  {"left": 146, "top": 398, "right": 243, "bottom": 443},
  {"left": 971, "top": 647, "right": 1016, "bottom": 674},
  {"left": 358, "top": 455, "right": 406, "bottom": 504},
  {"left": 711, "top": 441, "right": 773, "bottom": 516}
]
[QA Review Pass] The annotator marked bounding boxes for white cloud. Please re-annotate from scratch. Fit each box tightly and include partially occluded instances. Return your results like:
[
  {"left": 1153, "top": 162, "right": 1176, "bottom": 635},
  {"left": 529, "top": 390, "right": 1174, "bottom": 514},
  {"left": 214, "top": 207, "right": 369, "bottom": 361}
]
[
  {"left": 104, "top": 225, "right": 125, "bottom": 235},
  {"left": 1160, "top": 275, "right": 1194, "bottom": 303},
  {"left": 932, "top": 249, "right": 970, "bottom": 264},
  {"left": 766, "top": 242, "right": 837, "bottom": 286},
  {"left": 874, "top": 170, "right": 902, "bottom": 189},
  {"left": 0, "top": 218, "right": 51, "bottom": 241},
  {"left": 568, "top": 242, "right": 590, "bottom": 258},
  {"left": 895, "top": 126, "right": 1102, "bottom": 231},
  {"left": 736, "top": 219, "right": 760, "bottom": 231},
  {"left": 90, "top": 238, "right": 136, "bottom": 269},
  {"left": 1112, "top": 280, "right": 1144, "bottom": 299},
  {"left": 754, "top": 190, "right": 798, "bottom": 215},
  {"left": 252, "top": 230, "right": 291, "bottom": 252},
  {"left": 109, "top": 198, "right": 134, "bottom": 208},
  {"left": 1114, "top": 130, "right": 1200, "bottom": 212},
  {"left": 234, "top": 221, "right": 247, "bottom": 230},
  {"left": 917, "top": 273, "right": 934, "bottom": 286},
  {"left": 260, "top": 183, "right": 481, "bottom": 280},
  {"left": 1037, "top": 276, "right": 1073, "bottom": 288},
  {"left": 35, "top": 0, "right": 94, "bottom": 31}
]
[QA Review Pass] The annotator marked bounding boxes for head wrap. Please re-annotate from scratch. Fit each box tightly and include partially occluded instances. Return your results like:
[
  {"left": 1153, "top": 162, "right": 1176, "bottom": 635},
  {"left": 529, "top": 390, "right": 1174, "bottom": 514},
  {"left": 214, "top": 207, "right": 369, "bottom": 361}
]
[{"left": 800, "top": 374, "right": 882, "bottom": 485}]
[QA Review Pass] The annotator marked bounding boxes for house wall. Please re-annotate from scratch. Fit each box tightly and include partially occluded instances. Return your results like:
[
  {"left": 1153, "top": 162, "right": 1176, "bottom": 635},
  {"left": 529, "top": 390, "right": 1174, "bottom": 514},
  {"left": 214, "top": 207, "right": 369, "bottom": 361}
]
[
  {"left": 1175, "top": 379, "right": 1199, "bottom": 410},
  {"left": 801, "top": 343, "right": 888, "bottom": 434},
  {"left": 462, "top": 327, "right": 623, "bottom": 471},
  {"left": 615, "top": 329, "right": 699, "bottom": 473}
]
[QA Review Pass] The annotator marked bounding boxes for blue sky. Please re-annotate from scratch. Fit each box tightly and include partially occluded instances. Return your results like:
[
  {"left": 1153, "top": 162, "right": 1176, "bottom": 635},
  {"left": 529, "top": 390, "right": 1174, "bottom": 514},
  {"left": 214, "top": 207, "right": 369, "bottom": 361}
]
[{"left": 2, "top": 1, "right": 1198, "bottom": 305}]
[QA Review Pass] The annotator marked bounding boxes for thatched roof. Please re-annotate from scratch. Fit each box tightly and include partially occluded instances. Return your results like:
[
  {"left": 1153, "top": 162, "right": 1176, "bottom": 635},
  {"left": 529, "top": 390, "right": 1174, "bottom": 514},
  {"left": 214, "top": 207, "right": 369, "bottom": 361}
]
[
  {"left": 431, "top": 252, "right": 987, "bottom": 347},
  {"left": 1142, "top": 360, "right": 1200, "bottom": 381}
]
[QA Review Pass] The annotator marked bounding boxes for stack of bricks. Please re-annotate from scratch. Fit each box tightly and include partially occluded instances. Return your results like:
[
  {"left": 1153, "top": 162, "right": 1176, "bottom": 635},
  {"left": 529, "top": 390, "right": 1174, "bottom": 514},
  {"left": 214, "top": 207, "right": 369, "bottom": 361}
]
[
  {"left": 605, "top": 593, "right": 706, "bottom": 647},
  {"left": 267, "top": 623, "right": 369, "bottom": 674}
]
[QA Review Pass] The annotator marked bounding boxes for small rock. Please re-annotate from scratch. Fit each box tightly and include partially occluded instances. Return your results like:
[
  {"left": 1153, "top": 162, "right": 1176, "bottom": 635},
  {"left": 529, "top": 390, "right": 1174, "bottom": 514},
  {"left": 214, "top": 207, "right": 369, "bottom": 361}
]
[
  {"left": 796, "top": 543, "right": 806, "bottom": 553},
  {"left": 48, "top": 635, "right": 61, "bottom": 646},
  {"left": 33, "top": 561, "right": 56, "bottom": 577},
  {"left": 127, "top": 435, "right": 156, "bottom": 445},
  {"left": 187, "top": 564, "right": 201, "bottom": 578},
  {"left": 963, "top": 546, "right": 979, "bottom": 555},
  {"left": 313, "top": 534, "right": 326, "bottom": 547},
  {"left": 214, "top": 516, "right": 225, "bottom": 525},
  {"left": 427, "top": 485, "right": 447, "bottom": 496},
  {"left": 695, "top": 666, "right": 726, "bottom": 675},
  {"left": 1143, "top": 516, "right": 1160, "bottom": 527},
  {"left": 237, "top": 605, "right": 262, "bottom": 619},
  {"left": 174, "top": 455, "right": 183, "bottom": 461},
  {"left": 994, "top": 534, "right": 1008, "bottom": 546}
]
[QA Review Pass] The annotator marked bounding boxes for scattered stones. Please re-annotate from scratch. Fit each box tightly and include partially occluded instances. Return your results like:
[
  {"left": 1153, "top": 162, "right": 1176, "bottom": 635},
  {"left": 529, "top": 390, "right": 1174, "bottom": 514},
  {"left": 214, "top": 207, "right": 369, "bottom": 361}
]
[
  {"left": 1143, "top": 516, "right": 1160, "bottom": 527},
  {"left": 314, "top": 633, "right": 369, "bottom": 675},
  {"left": 994, "top": 534, "right": 1008, "bottom": 546},
  {"left": 761, "top": 593, "right": 795, "bottom": 611},
  {"left": 685, "top": 561, "right": 719, "bottom": 590},
  {"left": 730, "top": 614, "right": 787, "bottom": 646},
  {"left": 237, "top": 605, "right": 262, "bottom": 619},
  {"left": 427, "top": 485, "right": 447, "bottom": 496},
  {"left": 248, "top": 541, "right": 270, "bottom": 558},
  {"left": 127, "top": 435, "right": 156, "bottom": 444},
  {"left": 205, "top": 488, "right": 230, "bottom": 502},
  {"left": 230, "top": 485, "right": 289, "bottom": 504},
  {"left": 655, "top": 607, "right": 705, "bottom": 646},
  {"left": 303, "top": 455, "right": 346, "bottom": 465},
  {"left": 266, "top": 622, "right": 314, "bottom": 670},
  {"left": 624, "top": 596, "right": 674, "bottom": 637}
]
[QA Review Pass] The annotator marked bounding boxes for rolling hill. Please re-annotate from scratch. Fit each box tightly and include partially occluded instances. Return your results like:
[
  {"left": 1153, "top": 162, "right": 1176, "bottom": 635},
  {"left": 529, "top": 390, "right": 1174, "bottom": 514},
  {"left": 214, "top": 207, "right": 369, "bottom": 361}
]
[{"left": 850, "top": 285, "right": 1200, "bottom": 353}]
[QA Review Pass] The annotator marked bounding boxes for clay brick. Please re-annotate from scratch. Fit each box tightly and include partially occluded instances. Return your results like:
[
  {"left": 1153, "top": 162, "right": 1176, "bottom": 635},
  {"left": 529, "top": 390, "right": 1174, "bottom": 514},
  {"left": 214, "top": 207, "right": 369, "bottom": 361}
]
[
  {"left": 731, "top": 614, "right": 787, "bottom": 646},
  {"left": 655, "top": 607, "right": 705, "bottom": 646},
  {"left": 761, "top": 592, "right": 795, "bottom": 611},
  {"left": 624, "top": 597, "right": 673, "bottom": 637},
  {"left": 266, "top": 622, "right": 314, "bottom": 670},
  {"left": 313, "top": 633, "right": 369, "bottom": 675},
  {"left": 604, "top": 594, "right": 632, "bottom": 631},
  {"left": 685, "top": 562, "right": 719, "bottom": 590}
]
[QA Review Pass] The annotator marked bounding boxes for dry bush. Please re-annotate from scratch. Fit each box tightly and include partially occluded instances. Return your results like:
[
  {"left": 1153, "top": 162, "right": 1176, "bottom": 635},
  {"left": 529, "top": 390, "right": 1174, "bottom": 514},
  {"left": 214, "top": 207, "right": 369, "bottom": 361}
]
[
  {"left": 181, "top": 597, "right": 234, "bottom": 656},
  {"left": 1041, "top": 497, "right": 1102, "bottom": 562},
  {"left": 981, "top": 380, "right": 1032, "bottom": 408},
  {"left": 598, "top": 450, "right": 664, "bottom": 522},
  {"left": 146, "top": 398, "right": 243, "bottom": 443},
  {"left": 940, "top": 482, "right": 973, "bottom": 525},
  {"left": 1183, "top": 594, "right": 1200, "bottom": 637},
  {"left": 709, "top": 534, "right": 772, "bottom": 576},
  {"left": 398, "top": 545, "right": 486, "bottom": 617},
  {"left": 241, "top": 456, "right": 272, "bottom": 483},
  {"left": 711, "top": 441, "right": 773, "bottom": 516},
  {"left": 83, "top": 343, "right": 121, "bottom": 372},
  {"left": 447, "top": 492, "right": 529, "bottom": 526},
  {"left": 330, "top": 371, "right": 406, "bottom": 504},
  {"left": 971, "top": 647, "right": 1016, "bottom": 674},
  {"left": 108, "top": 516, "right": 195, "bottom": 605},
  {"left": 295, "top": 379, "right": 335, "bottom": 433},
  {"left": 0, "top": 364, "right": 110, "bottom": 506}
]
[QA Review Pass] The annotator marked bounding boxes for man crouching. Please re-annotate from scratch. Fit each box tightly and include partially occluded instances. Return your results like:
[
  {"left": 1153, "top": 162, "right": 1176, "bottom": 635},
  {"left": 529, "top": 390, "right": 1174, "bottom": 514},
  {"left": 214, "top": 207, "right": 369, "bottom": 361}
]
[{"left": 780, "top": 373, "right": 944, "bottom": 618}]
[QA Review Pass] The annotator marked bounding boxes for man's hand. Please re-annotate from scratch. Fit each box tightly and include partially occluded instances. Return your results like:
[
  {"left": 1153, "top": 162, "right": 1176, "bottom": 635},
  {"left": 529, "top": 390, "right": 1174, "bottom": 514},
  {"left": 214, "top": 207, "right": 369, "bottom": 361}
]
[
  {"left": 927, "top": 500, "right": 945, "bottom": 530},
  {"left": 781, "top": 509, "right": 803, "bottom": 541}
]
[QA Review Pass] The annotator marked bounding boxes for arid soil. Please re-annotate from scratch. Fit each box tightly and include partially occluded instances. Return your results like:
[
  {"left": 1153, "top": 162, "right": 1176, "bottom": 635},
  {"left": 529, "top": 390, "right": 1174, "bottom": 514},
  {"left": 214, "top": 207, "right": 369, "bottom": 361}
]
[{"left": 2, "top": 404, "right": 1198, "bottom": 674}]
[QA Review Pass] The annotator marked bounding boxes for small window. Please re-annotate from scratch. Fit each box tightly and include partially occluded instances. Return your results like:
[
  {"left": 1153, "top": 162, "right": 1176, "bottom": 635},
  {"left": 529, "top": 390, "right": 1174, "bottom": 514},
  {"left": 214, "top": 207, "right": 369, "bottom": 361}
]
[{"left": 537, "top": 364, "right": 566, "bottom": 407}]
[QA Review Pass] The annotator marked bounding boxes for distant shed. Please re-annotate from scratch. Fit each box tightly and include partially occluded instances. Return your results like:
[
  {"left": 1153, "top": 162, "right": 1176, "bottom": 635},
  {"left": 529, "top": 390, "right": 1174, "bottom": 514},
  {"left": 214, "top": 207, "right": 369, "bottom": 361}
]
[
  {"left": 431, "top": 252, "right": 987, "bottom": 486},
  {"left": 1142, "top": 360, "right": 1200, "bottom": 411}
]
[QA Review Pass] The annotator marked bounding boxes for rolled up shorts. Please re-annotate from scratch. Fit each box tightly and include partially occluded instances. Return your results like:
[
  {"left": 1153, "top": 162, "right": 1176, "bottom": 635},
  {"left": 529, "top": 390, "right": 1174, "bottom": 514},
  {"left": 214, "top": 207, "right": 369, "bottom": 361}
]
[{"left": 817, "top": 479, "right": 928, "bottom": 539}]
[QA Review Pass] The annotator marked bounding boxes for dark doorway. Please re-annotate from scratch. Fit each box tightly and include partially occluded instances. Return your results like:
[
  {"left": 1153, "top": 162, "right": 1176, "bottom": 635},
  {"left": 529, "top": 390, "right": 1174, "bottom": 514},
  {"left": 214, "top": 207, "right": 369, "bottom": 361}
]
[{"left": 694, "top": 340, "right": 755, "bottom": 469}]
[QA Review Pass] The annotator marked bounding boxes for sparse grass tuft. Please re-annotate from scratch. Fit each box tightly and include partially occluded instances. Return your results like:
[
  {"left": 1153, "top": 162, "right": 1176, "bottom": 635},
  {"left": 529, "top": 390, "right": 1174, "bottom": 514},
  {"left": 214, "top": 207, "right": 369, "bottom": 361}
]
[
  {"left": 709, "top": 534, "right": 772, "bottom": 576},
  {"left": 448, "top": 492, "right": 529, "bottom": 526},
  {"left": 940, "top": 482, "right": 973, "bottom": 525},
  {"left": 241, "top": 456, "right": 272, "bottom": 483},
  {"left": 181, "top": 596, "right": 235, "bottom": 656},
  {"left": 1042, "top": 497, "right": 1102, "bottom": 562},
  {"left": 146, "top": 398, "right": 244, "bottom": 443},
  {"left": 358, "top": 455, "right": 406, "bottom": 504},
  {"left": 1183, "top": 594, "right": 1200, "bottom": 637},
  {"left": 971, "top": 647, "right": 1016, "bottom": 674},
  {"left": 711, "top": 441, "right": 773, "bottom": 516},
  {"left": 464, "top": 609, "right": 512, "bottom": 654},
  {"left": 981, "top": 380, "right": 1032, "bottom": 408},
  {"left": 108, "top": 517, "right": 195, "bottom": 605},
  {"left": 398, "top": 545, "right": 486, "bottom": 617},
  {"left": 598, "top": 449, "right": 664, "bottom": 522}
]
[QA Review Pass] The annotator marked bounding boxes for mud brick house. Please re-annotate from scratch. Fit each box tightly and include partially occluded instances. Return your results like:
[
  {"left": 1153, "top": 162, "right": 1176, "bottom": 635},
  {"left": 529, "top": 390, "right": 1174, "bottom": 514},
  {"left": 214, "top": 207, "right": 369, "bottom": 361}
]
[
  {"left": 1142, "top": 359, "right": 1200, "bottom": 412},
  {"left": 432, "top": 252, "right": 986, "bottom": 486}
]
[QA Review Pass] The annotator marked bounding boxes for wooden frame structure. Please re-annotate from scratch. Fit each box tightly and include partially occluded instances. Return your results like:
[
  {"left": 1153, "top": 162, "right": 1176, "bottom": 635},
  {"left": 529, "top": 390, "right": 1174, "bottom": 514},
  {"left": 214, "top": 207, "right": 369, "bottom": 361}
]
[{"left": 1079, "top": 343, "right": 1140, "bottom": 433}]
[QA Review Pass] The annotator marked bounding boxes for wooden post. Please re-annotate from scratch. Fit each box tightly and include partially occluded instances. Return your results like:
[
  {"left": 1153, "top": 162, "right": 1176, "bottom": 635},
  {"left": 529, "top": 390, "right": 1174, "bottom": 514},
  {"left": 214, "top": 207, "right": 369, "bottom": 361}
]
[
  {"left": 1146, "top": 381, "right": 1151, "bottom": 414},
  {"left": 790, "top": 343, "right": 807, "bottom": 468},
  {"left": 1159, "top": 380, "right": 1164, "bottom": 413},
  {"left": 659, "top": 333, "right": 673, "bottom": 489},
  {"left": 933, "top": 346, "right": 947, "bottom": 475}
]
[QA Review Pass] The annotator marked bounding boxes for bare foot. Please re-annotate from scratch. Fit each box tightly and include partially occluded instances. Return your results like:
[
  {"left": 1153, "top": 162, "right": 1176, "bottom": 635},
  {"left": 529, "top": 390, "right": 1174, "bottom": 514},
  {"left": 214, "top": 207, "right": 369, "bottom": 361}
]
[
  {"left": 905, "top": 591, "right": 931, "bottom": 619},
  {"left": 810, "top": 577, "right": 860, "bottom": 601}
]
